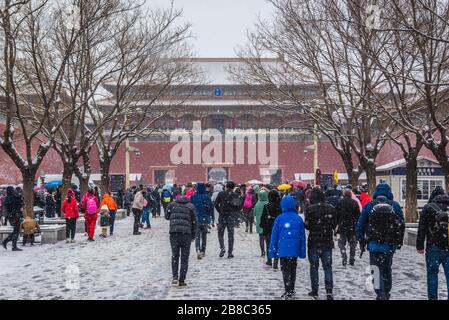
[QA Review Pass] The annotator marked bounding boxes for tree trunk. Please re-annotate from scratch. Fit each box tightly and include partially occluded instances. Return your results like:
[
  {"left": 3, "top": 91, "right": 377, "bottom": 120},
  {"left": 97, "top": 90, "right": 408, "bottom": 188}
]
[
  {"left": 363, "top": 163, "right": 377, "bottom": 196},
  {"left": 22, "top": 170, "right": 36, "bottom": 218},
  {"left": 348, "top": 171, "right": 361, "bottom": 189},
  {"left": 404, "top": 155, "right": 419, "bottom": 223},
  {"left": 61, "top": 162, "right": 73, "bottom": 203},
  {"left": 100, "top": 159, "right": 111, "bottom": 194}
]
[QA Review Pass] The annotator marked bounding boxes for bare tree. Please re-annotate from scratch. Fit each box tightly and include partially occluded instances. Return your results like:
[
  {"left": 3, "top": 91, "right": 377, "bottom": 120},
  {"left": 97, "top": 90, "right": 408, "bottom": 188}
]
[
  {"left": 233, "top": 0, "right": 394, "bottom": 193},
  {"left": 0, "top": 0, "right": 87, "bottom": 217},
  {"left": 87, "top": 5, "right": 198, "bottom": 193}
]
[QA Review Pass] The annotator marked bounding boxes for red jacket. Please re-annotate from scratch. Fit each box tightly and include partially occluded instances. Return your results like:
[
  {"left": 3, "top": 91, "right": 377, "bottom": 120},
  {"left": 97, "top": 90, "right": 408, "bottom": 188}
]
[
  {"left": 360, "top": 192, "right": 372, "bottom": 209},
  {"left": 61, "top": 189, "right": 79, "bottom": 219}
]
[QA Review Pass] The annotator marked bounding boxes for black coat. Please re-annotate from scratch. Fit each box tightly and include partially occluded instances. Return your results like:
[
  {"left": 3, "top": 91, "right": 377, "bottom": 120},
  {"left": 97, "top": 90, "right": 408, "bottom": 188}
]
[
  {"left": 335, "top": 196, "right": 360, "bottom": 236},
  {"left": 4, "top": 187, "right": 23, "bottom": 223},
  {"left": 305, "top": 189, "right": 338, "bottom": 250},
  {"left": 417, "top": 194, "right": 449, "bottom": 251},
  {"left": 165, "top": 197, "right": 197, "bottom": 238},
  {"left": 260, "top": 202, "right": 282, "bottom": 236}
]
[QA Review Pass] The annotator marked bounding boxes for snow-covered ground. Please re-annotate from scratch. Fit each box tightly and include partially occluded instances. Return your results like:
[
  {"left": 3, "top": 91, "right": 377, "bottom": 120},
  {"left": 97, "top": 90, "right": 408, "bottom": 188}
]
[{"left": 0, "top": 216, "right": 446, "bottom": 300}]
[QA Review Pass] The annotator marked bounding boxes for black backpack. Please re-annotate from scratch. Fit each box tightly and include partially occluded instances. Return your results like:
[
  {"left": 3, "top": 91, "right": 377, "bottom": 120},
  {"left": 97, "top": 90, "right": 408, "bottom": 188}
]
[
  {"left": 223, "top": 192, "right": 242, "bottom": 213},
  {"left": 427, "top": 203, "right": 449, "bottom": 237},
  {"left": 368, "top": 202, "right": 405, "bottom": 246}
]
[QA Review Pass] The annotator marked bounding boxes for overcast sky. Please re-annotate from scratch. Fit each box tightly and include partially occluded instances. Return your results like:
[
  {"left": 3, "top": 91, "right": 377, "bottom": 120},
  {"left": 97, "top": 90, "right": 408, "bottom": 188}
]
[{"left": 147, "top": 0, "right": 273, "bottom": 57}]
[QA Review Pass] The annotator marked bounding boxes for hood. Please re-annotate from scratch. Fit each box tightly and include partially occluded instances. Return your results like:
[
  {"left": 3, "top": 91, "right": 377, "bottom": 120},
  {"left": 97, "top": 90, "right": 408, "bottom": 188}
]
[
  {"left": 176, "top": 196, "right": 190, "bottom": 204},
  {"left": 213, "top": 184, "right": 224, "bottom": 193},
  {"left": 281, "top": 196, "right": 297, "bottom": 213},
  {"left": 6, "top": 186, "right": 15, "bottom": 197},
  {"left": 360, "top": 192, "right": 371, "bottom": 201},
  {"left": 310, "top": 188, "right": 326, "bottom": 204},
  {"left": 103, "top": 193, "right": 113, "bottom": 202},
  {"left": 268, "top": 190, "right": 280, "bottom": 203},
  {"left": 196, "top": 183, "right": 206, "bottom": 194},
  {"left": 373, "top": 183, "right": 394, "bottom": 201},
  {"left": 66, "top": 189, "right": 75, "bottom": 198},
  {"left": 432, "top": 194, "right": 449, "bottom": 207},
  {"left": 253, "top": 185, "right": 260, "bottom": 193},
  {"left": 429, "top": 186, "right": 445, "bottom": 203},
  {"left": 258, "top": 189, "right": 269, "bottom": 202}
]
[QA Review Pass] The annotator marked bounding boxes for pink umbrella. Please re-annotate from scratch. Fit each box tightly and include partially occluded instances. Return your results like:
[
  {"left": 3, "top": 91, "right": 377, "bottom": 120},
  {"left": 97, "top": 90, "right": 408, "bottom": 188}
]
[{"left": 289, "top": 180, "right": 307, "bottom": 188}]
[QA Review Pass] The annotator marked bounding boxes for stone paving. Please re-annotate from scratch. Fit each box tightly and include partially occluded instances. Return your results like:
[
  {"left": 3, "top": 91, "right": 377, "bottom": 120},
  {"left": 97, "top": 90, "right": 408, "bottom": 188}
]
[{"left": 0, "top": 216, "right": 446, "bottom": 300}]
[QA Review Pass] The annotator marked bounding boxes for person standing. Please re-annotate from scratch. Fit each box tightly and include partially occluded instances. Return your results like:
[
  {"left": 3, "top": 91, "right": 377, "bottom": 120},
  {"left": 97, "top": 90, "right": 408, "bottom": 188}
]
[
  {"left": 116, "top": 189, "right": 124, "bottom": 209},
  {"left": 124, "top": 188, "right": 132, "bottom": 217},
  {"left": 81, "top": 189, "right": 100, "bottom": 242},
  {"left": 335, "top": 188, "right": 361, "bottom": 266},
  {"left": 242, "top": 187, "right": 256, "bottom": 233},
  {"left": 191, "top": 182, "right": 213, "bottom": 259},
  {"left": 132, "top": 187, "right": 146, "bottom": 235},
  {"left": 416, "top": 187, "right": 449, "bottom": 300},
  {"left": 214, "top": 181, "right": 242, "bottom": 259},
  {"left": 141, "top": 188, "right": 153, "bottom": 229},
  {"left": 2, "top": 186, "right": 24, "bottom": 251},
  {"left": 61, "top": 189, "right": 79, "bottom": 243},
  {"left": 45, "top": 190, "right": 56, "bottom": 218},
  {"left": 55, "top": 186, "right": 62, "bottom": 218},
  {"left": 260, "top": 190, "right": 282, "bottom": 268},
  {"left": 269, "top": 196, "right": 306, "bottom": 299},
  {"left": 305, "top": 188, "right": 338, "bottom": 300},
  {"left": 254, "top": 188, "right": 269, "bottom": 257},
  {"left": 21, "top": 216, "right": 40, "bottom": 246},
  {"left": 356, "top": 183, "right": 405, "bottom": 300},
  {"left": 165, "top": 195, "right": 197, "bottom": 286},
  {"left": 100, "top": 192, "right": 118, "bottom": 236}
]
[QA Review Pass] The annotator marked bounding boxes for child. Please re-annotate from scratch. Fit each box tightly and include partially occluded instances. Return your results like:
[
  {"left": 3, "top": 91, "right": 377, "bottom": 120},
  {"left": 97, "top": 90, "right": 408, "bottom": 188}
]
[
  {"left": 99, "top": 205, "right": 111, "bottom": 238},
  {"left": 21, "top": 216, "right": 41, "bottom": 246}
]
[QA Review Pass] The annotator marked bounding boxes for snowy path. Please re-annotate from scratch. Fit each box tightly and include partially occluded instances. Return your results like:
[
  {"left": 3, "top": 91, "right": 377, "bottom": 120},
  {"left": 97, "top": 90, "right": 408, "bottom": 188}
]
[{"left": 0, "top": 216, "right": 446, "bottom": 300}]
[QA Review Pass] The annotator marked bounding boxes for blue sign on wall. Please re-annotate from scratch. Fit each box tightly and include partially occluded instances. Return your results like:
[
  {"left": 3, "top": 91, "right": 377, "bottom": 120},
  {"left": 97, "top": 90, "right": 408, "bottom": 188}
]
[
  {"left": 391, "top": 167, "right": 443, "bottom": 176},
  {"left": 214, "top": 87, "right": 222, "bottom": 97}
]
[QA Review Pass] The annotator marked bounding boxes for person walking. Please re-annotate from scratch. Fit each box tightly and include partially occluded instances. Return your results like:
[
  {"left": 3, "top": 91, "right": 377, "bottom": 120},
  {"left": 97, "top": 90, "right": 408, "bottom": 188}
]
[
  {"left": 132, "top": 187, "right": 146, "bottom": 235},
  {"left": 356, "top": 183, "right": 405, "bottom": 300},
  {"left": 141, "top": 188, "right": 153, "bottom": 229},
  {"left": 254, "top": 188, "right": 269, "bottom": 257},
  {"left": 416, "top": 186, "right": 449, "bottom": 300},
  {"left": 269, "top": 196, "right": 306, "bottom": 299},
  {"left": 100, "top": 192, "right": 118, "bottom": 236},
  {"left": 260, "top": 190, "right": 282, "bottom": 268},
  {"left": 305, "top": 187, "right": 338, "bottom": 300},
  {"left": 335, "top": 188, "right": 361, "bottom": 266},
  {"left": 2, "top": 186, "right": 23, "bottom": 251},
  {"left": 191, "top": 182, "right": 213, "bottom": 259},
  {"left": 161, "top": 188, "right": 172, "bottom": 216},
  {"left": 211, "top": 184, "right": 223, "bottom": 228},
  {"left": 214, "top": 181, "right": 242, "bottom": 258},
  {"left": 242, "top": 187, "right": 256, "bottom": 233},
  {"left": 81, "top": 189, "right": 100, "bottom": 242},
  {"left": 165, "top": 194, "right": 197, "bottom": 287},
  {"left": 21, "top": 216, "right": 40, "bottom": 246},
  {"left": 61, "top": 189, "right": 79, "bottom": 243}
]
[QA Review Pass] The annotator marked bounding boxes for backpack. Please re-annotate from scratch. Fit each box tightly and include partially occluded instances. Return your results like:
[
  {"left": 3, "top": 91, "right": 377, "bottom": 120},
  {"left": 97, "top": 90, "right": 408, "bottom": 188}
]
[
  {"left": 368, "top": 202, "right": 404, "bottom": 246},
  {"left": 243, "top": 193, "right": 254, "bottom": 209},
  {"left": 427, "top": 203, "right": 449, "bottom": 243},
  {"left": 162, "top": 191, "right": 171, "bottom": 203},
  {"left": 86, "top": 197, "right": 97, "bottom": 214},
  {"left": 222, "top": 192, "right": 242, "bottom": 213}
]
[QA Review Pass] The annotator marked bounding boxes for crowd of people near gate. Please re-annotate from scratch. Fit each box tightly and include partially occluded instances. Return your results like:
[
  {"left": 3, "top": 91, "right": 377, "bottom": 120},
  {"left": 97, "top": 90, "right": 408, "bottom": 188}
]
[{"left": 1, "top": 180, "right": 449, "bottom": 300}]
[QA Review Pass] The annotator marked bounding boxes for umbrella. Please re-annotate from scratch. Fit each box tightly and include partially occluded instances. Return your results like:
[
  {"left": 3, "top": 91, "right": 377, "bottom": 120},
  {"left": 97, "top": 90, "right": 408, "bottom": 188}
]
[
  {"left": 44, "top": 181, "right": 62, "bottom": 189},
  {"left": 277, "top": 184, "right": 292, "bottom": 191},
  {"left": 163, "top": 184, "right": 173, "bottom": 191},
  {"left": 289, "top": 180, "right": 307, "bottom": 188},
  {"left": 246, "top": 179, "right": 263, "bottom": 185}
]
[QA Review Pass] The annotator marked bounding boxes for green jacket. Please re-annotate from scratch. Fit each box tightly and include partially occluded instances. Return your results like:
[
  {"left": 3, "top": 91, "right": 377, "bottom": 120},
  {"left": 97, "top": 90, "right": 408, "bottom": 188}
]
[{"left": 254, "top": 190, "right": 269, "bottom": 234}]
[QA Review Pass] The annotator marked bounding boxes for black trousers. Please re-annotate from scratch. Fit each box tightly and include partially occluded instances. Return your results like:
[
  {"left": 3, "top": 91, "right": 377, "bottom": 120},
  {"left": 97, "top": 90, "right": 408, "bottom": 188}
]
[
  {"left": 264, "top": 234, "right": 279, "bottom": 266},
  {"left": 4, "top": 219, "right": 20, "bottom": 248},
  {"left": 170, "top": 233, "right": 191, "bottom": 282},
  {"left": 218, "top": 214, "right": 234, "bottom": 254},
  {"left": 132, "top": 208, "right": 142, "bottom": 233},
  {"left": 66, "top": 218, "right": 77, "bottom": 239},
  {"left": 259, "top": 234, "right": 266, "bottom": 255},
  {"left": 22, "top": 234, "right": 35, "bottom": 245},
  {"left": 280, "top": 257, "right": 298, "bottom": 294}
]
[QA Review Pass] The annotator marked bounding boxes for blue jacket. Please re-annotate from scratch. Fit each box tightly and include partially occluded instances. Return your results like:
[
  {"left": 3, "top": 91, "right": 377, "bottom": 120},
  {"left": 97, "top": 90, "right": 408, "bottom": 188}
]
[
  {"left": 269, "top": 196, "right": 306, "bottom": 259},
  {"left": 190, "top": 183, "right": 213, "bottom": 225},
  {"left": 356, "top": 183, "right": 404, "bottom": 253}
]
